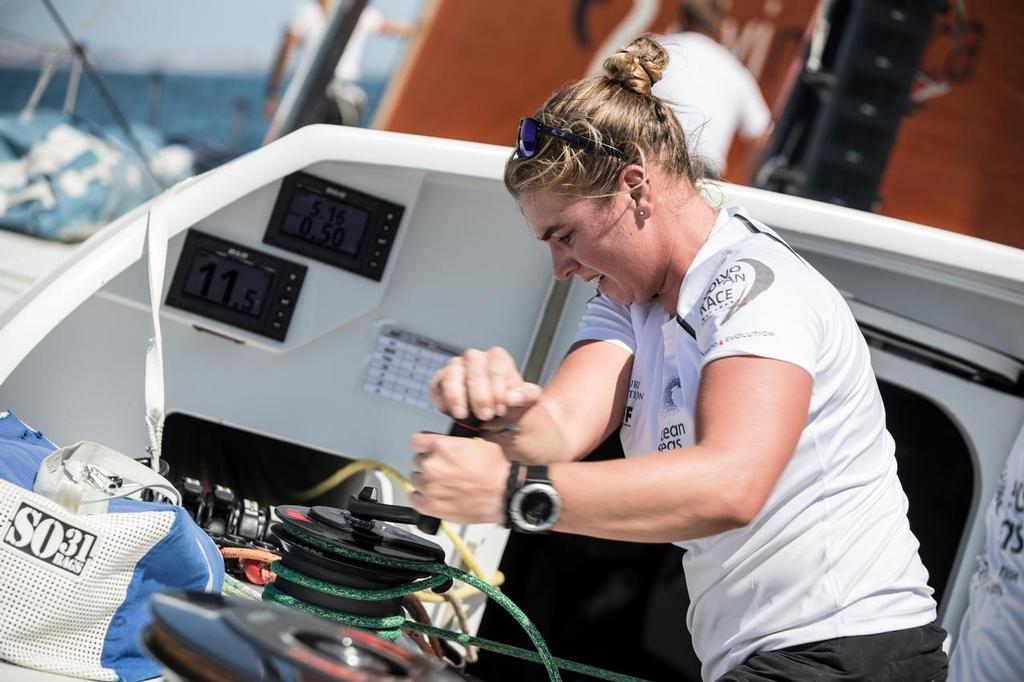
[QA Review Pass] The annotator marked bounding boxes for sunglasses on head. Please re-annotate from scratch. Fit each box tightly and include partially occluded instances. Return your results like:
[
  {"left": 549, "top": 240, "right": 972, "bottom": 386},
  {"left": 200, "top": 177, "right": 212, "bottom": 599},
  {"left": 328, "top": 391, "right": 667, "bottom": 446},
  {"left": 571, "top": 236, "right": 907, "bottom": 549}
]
[{"left": 516, "top": 117, "right": 626, "bottom": 159}]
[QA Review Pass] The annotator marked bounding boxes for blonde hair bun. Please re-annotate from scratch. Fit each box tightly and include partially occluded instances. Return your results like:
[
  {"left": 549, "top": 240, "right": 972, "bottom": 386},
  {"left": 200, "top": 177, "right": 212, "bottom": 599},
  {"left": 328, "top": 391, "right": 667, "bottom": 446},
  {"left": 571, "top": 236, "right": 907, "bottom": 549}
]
[
  {"left": 504, "top": 34, "right": 704, "bottom": 199},
  {"left": 602, "top": 35, "right": 668, "bottom": 97}
]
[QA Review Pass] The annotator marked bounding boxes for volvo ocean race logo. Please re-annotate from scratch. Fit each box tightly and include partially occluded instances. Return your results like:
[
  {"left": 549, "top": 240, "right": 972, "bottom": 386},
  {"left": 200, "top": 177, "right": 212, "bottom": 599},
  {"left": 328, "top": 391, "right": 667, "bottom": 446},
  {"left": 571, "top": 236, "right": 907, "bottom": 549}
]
[
  {"left": 699, "top": 258, "right": 775, "bottom": 323},
  {"left": 3, "top": 501, "right": 98, "bottom": 576}
]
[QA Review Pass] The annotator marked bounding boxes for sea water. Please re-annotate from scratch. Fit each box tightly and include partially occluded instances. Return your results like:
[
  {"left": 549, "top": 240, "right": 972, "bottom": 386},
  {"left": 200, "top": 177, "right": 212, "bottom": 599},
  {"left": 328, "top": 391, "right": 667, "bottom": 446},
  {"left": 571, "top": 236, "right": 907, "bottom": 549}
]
[{"left": 0, "top": 67, "right": 388, "bottom": 160}]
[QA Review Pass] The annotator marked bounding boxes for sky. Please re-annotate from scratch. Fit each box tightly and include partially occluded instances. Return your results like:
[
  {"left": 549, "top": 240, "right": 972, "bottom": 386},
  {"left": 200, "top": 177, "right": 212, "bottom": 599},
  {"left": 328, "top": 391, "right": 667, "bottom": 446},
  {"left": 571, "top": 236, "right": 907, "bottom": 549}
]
[{"left": 0, "top": 0, "right": 424, "bottom": 74}]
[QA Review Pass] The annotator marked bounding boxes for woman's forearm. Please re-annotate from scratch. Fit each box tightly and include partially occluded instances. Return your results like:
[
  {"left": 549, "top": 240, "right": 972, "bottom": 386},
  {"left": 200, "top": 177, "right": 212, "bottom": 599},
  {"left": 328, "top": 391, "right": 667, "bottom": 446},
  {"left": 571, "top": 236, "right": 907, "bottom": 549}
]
[
  {"left": 547, "top": 446, "right": 753, "bottom": 543},
  {"left": 485, "top": 396, "right": 614, "bottom": 465}
]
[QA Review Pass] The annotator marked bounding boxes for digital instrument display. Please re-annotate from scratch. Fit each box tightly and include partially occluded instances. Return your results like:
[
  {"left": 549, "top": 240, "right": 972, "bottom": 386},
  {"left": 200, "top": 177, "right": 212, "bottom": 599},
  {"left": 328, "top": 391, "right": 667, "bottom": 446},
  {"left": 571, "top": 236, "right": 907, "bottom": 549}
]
[
  {"left": 182, "top": 249, "right": 272, "bottom": 318},
  {"left": 279, "top": 187, "right": 369, "bottom": 257},
  {"left": 264, "top": 172, "right": 404, "bottom": 281},
  {"left": 166, "top": 230, "right": 306, "bottom": 341}
]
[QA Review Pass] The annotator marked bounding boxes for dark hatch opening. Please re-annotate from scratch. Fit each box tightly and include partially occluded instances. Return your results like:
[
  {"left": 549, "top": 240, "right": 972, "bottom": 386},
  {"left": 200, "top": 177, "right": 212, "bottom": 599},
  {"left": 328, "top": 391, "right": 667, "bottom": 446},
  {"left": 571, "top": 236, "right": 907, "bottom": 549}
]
[
  {"left": 161, "top": 412, "right": 363, "bottom": 511},
  {"left": 879, "top": 380, "right": 973, "bottom": 609}
]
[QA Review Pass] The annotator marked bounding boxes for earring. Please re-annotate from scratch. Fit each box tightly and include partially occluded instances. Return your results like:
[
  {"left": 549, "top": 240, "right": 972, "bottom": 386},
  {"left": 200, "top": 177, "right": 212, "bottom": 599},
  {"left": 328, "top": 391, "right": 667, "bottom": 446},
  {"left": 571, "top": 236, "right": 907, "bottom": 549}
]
[{"left": 638, "top": 209, "right": 646, "bottom": 217}]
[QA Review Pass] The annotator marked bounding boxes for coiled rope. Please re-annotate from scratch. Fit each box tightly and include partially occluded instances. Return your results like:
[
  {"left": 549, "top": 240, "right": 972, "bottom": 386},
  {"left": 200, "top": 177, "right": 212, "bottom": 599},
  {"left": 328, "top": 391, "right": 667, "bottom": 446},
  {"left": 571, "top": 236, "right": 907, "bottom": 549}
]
[{"left": 263, "top": 523, "right": 650, "bottom": 682}]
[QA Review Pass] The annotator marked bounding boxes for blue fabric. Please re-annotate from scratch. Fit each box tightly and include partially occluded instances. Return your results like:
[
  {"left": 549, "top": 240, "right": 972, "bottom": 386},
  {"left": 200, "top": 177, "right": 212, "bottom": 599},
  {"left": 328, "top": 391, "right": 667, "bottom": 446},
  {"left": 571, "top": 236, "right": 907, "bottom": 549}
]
[
  {"left": 0, "top": 111, "right": 69, "bottom": 155},
  {"left": 0, "top": 411, "right": 224, "bottom": 682},
  {"left": 0, "top": 111, "right": 193, "bottom": 242},
  {"left": 0, "top": 411, "right": 56, "bottom": 488},
  {"left": 100, "top": 500, "right": 223, "bottom": 681}
]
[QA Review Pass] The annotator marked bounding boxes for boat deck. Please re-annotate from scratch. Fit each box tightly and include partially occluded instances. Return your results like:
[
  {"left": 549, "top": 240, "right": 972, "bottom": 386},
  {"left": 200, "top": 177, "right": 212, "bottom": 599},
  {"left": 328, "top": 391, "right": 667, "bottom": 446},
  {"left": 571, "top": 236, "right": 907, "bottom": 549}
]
[{"left": 0, "top": 231, "right": 80, "bottom": 315}]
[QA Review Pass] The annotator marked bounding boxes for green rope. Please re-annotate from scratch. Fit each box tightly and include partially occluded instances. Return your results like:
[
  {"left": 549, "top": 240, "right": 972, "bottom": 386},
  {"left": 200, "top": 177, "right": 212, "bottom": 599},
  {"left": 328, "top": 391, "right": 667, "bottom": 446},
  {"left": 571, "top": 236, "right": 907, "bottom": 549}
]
[
  {"left": 266, "top": 561, "right": 450, "bottom": 640},
  {"left": 272, "top": 561, "right": 451, "bottom": 599},
  {"left": 262, "top": 583, "right": 406, "bottom": 639},
  {"left": 274, "top": 523, "right": 562, "bottom": 679},
  {"left": 403, "top": 621, "right": 649, "bottom": 682},
  {"left": 267, "top": 522, "right": 651, "bottom": 682}
]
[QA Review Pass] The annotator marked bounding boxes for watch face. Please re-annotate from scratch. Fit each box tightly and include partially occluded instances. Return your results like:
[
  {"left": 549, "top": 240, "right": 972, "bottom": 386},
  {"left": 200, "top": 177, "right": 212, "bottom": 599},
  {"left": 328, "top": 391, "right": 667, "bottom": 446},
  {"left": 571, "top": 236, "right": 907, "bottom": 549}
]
[
  {"left": 510, "top": 482, "right": 562, "bottom": 533},
  {"left": 521, "top": 490, "right": 554, "bottom": 525}
]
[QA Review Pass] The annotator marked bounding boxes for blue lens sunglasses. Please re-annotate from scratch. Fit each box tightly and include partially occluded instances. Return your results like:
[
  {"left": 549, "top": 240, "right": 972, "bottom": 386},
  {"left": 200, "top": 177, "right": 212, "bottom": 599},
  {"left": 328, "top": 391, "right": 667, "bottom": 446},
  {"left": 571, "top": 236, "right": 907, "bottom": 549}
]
[{"left": 517, "top": 117, "right": 626, "bottom": 159}]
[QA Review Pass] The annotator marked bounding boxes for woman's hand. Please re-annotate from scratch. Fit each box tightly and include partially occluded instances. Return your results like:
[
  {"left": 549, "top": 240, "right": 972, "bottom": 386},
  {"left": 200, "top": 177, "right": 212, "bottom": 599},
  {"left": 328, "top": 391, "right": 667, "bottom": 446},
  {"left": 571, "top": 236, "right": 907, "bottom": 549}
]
[
  {"left": 429, "top": 346, "right": 542, "bottom": 427},
  {"left": 409, "top": 432, "right": 510, "bottom": 524}
]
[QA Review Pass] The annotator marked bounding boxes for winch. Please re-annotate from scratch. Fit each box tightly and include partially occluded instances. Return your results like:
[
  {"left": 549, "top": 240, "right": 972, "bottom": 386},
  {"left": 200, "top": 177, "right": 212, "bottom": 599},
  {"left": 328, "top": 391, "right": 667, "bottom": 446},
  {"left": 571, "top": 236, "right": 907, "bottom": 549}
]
[{"left": 267, "top": 487, "right": 452, "bottom": 629}]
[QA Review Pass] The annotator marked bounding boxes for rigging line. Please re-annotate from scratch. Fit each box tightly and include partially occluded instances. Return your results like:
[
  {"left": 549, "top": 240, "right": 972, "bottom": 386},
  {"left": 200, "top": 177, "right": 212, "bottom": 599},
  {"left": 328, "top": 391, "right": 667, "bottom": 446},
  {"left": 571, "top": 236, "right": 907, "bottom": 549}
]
[
  {"left": 20, "top": 0, "right": 109, "bottom": 120},
  {"left": 39, "top": 0, "right": 165, "bottom": 191}
]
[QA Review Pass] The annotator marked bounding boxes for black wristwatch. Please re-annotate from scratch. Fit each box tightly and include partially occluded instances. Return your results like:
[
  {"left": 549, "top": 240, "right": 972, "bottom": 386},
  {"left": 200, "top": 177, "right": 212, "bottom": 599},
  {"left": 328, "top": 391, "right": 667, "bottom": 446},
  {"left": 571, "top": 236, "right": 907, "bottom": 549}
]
[{"left": 507, "top": 465, "right": 562, "bottom": 533}]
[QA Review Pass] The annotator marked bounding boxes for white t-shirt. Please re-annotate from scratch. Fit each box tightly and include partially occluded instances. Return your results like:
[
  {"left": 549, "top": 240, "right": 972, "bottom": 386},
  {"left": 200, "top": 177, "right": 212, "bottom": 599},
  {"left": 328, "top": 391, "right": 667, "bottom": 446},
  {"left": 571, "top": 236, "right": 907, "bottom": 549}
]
[
  {"left": 949, "top": 425, "right": 1024, "bottom": 681},
  {"left": 652, "top": 33, "right": 771, "bottom": 174},
  {"left": 574, "top": 207, "right": 936, "bottom": 681},
  {"left": 289, "top": 1, "right": 385, "bottom": 84}
]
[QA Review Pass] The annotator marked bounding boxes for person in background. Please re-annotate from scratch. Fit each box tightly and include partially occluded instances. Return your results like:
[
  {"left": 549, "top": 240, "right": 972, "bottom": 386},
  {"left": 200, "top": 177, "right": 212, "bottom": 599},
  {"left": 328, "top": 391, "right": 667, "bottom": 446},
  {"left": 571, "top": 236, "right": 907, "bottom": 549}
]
[
  {"left": 262, "top": 0, "right": 414, "bottom": 126},
  {"left": 948, "top": 428, "right": 1024, "bottom": 681},
  {"left": 409, "top": 35, "right": 947, "bottom": 682},
  {"left": 653, "top": 0, "right": 771, "bottom": 176}
]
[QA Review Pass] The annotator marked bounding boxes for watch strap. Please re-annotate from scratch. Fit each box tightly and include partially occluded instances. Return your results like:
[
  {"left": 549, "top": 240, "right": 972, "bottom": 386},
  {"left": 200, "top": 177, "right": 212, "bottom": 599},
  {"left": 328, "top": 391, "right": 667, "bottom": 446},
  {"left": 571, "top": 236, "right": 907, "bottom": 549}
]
[
  {"left": 504, "top": 461, "right": 522, "bottom": 529},
  {"left": 523, "top": 464, "right": 549, "bottom": 486}
]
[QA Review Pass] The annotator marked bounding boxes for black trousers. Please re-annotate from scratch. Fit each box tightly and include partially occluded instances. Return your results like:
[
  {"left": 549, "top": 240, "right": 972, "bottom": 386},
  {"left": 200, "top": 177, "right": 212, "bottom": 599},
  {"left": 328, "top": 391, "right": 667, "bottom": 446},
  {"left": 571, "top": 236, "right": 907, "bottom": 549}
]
[{"left": 718, "top": 622, "right": 948, "bottom": 681}]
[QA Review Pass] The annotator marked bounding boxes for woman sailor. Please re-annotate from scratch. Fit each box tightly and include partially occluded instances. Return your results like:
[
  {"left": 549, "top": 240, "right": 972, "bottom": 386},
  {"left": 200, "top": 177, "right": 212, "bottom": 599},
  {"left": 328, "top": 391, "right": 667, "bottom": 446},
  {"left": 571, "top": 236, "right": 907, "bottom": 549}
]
[{"left": 409, "top": 36, "right": 948, "bottom": 681}]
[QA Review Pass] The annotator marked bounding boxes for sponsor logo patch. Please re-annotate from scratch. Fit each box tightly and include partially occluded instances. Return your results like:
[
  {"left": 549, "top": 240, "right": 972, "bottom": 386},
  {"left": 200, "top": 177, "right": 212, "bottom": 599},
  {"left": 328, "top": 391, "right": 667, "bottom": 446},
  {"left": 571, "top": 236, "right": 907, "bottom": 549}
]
[
  {"left": 3, "top": 501, "right": 98, "bottom": 576},
  {"left": 699, "top": 258, "right": 775, "bottom": 323},
  {"left": 663, "top": 375, "right": 683, "bottom": 415}
]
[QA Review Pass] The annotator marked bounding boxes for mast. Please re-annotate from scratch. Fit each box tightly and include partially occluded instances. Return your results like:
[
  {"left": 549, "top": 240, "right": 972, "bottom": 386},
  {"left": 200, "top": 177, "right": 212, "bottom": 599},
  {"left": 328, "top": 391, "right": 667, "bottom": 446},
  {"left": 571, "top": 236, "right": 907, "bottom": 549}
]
[{"left": 264, "top": 0, "right": 369, "bottom": 144}]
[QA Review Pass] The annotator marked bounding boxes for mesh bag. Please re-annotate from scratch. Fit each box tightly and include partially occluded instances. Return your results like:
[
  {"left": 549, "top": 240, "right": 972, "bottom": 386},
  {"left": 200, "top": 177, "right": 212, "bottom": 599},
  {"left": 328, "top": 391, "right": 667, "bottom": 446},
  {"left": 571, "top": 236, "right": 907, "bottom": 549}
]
[{"left": 0, "top": 411, "right": 224, "bottom": 681}]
